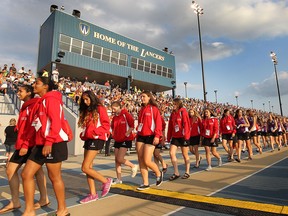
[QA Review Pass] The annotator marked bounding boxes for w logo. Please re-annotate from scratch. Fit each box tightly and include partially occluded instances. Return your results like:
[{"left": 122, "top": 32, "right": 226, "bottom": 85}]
[{"left": 79, "top": 23, "right": 90, "bottom": 36}]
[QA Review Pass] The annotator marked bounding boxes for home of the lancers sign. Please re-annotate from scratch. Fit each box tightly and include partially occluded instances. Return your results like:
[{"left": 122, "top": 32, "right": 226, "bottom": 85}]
[{"left": 37, "top": 8, "right": 176, "bottom": 93}]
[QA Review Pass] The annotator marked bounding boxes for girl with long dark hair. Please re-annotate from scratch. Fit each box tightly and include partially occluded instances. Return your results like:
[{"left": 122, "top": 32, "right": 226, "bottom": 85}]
[
  {"left": 78, "top": 90, "right": 112, "bottom": 203},
  {"left": 21, "top": 76, "right": 70, "bottom": 216}
]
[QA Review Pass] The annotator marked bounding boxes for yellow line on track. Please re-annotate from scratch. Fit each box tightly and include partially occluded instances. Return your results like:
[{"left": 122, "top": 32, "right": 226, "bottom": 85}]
[{"left": 112, "top": 184, "right": 288, "bottom": 215}]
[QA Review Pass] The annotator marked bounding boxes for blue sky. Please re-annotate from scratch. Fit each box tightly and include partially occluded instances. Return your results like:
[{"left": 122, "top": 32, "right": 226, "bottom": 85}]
[{"left": 0, "top": 0, "right": 287, "bottom": 115}]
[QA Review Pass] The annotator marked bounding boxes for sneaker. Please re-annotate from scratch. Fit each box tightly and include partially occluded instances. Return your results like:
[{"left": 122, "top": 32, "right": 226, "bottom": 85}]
[
  {"left": 111, "top": 178, "right": 122, "bottom": 185},
  {"left": 80, "top": 194, "right": 98, "bottom": 204},
  {"left": 136, "top": 184, "right": 150, "bottom": 191},
  {"left": 131, "top": 165, "right": 138, "bottom": 178},
  {"left": 101, "top": 178, "right": 112, "bottom": 197},
  {"left": 156, "top": 171, "right": 163, "bottom": 186},
  {"left": 205, "top": 165, "right": 212, "bottom": 171},
  {"left": 218, "top": 158, "right": 222, "bottom": 167}
]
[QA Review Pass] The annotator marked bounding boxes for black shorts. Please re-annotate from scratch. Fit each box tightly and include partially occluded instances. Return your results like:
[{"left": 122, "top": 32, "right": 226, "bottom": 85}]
[
  {"left": 261, "top": 132, "right": 267, "bottom": 136},
  {"left": 278, "top": 131, "right": 283, "bottom": 136},
  {"left": 237, "top": 133, "right": 250, "bottom": 141},
  {"left": 189, "top": 136, "right": 200, "bottom": 146},
  {"left": 136, "top": 135, "right": 155, "bottom": 145},
  {"left": 28, "top": 142, "right": 68, "bottom": 165},
  {"left": 171, "top": 137, "right": 188, "bottom": 147},
  {"left": 9, "top": 148, "right": 33, "bottom": 164},
  {"left": 250, "top": 131, "right": 257, "bottom": 137},
  {"left": 83, "top": 139, "right": 105, "bottom": 151},
  {"left": 222, "top": 133, "right": 234, "bottom": 141},
  {"left": 202, "top": 137, "right": 218, "bottom": 147},
  {"left": 4, "top": 144, "right": 15, "bottom": 153},
  {"left": 155, "top": 144, "right": 163, "bottom": 149},
  {"left": 114, "top": 140, "right": 132, "bottom": 149},
  {"left": 268, "top": 132, "right": 278, "bottom": 137}
]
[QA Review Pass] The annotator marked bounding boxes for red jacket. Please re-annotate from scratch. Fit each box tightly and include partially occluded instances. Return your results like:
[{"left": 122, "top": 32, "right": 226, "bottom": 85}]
[
  {"left": 167, "top": 107, "right": 191, "bottom": 141},
  {"left": 220, "top": 115, "right": 236, "bottom": 134},
  {"left": 111, "top": 109, "right": 134, "bottom": 142},
  {"left": 189, "top": 116, "right": 202, "bottom": 137},
  {"left": 15, "top": 98, "right": 39, "bottom": 150},
  {"left": 80, "top": 105, "right": 110, "bottom": 141},
  {"left": 32, "top": 91, "right": 70, "bottom": 146},
  {"left": 137, "top": 105, "right": 162, "bottom": 138},
  {"left": 201, "top": 117, "right": 219, "bottom": 139}
]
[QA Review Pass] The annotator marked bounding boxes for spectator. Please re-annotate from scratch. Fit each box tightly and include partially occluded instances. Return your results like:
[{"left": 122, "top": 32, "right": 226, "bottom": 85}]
[{"left": 4, "top": 118, "right": 18, "bottom": 161}]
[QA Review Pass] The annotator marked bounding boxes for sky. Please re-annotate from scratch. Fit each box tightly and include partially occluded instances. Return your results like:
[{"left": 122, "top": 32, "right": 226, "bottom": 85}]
[{"left": 1, "top": 0, "right": 288, "bottom": 115}]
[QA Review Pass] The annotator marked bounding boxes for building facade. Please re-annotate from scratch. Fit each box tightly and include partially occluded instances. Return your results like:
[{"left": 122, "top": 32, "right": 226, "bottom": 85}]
[{"left": 37, "top": 9, "right": 176, "bottom": 93}]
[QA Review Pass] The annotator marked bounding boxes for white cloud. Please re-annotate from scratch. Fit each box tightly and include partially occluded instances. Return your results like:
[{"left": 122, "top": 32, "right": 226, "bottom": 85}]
[
  {"left": 245, "top": 71, "right": 288, "bottom": 97},
  {"left": 177, "top": 63, "right": 189, "bottom": 73}
]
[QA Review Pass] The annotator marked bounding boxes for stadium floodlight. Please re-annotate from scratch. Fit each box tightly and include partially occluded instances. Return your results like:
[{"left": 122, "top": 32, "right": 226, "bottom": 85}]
[
  {"left": 184, "top": 82, "right": 188, "bottom": 98},
  {"left": 214, "top": 90, "right": 218, "bottom": 103},
  {"left": 72, "top": 10, "right": 81, "bottom": 18},
  {"left": 270, "top": 51, "right": 283, "bottom": 116},
  {"left": 191, "top": 0, "right": 206, "bottom": 102},
  {"left": 50, "top": 5, "right": 58, "bottom": 13}
]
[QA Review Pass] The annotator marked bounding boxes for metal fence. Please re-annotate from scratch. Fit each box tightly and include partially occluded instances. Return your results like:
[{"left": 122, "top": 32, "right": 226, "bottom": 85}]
[
  {"left": 0, "top": 101, "right": 16, "bottom": 115},
  {"left": 62, "top": 94, "right": 79, "bottom": 116}
]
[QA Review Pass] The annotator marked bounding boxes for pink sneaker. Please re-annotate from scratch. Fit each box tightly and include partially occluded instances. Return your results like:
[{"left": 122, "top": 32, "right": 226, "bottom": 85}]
[
  {"left": 80, "top": 194, "right": 99, "bottom": 204},
  {"left": 101, "top": 178, "right": 112, "bottom": 197}
]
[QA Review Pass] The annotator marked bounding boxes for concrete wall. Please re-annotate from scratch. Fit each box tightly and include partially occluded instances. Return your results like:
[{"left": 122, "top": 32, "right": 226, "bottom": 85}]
[{"left": 63, "top": 107, "right": 84, "bottom": 156}]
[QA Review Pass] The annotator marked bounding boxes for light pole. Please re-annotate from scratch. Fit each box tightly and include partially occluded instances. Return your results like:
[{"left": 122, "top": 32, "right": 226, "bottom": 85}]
[
  {"left": 191, "top": 1, "right": 206, "bottom": 102},
  {"left": 235, "top": 95, "right": 239, "bottom": 106},
  {"left": 184, "top": 82, "right": 188, "bottom": 98},
  {"left": 272, "top": 105, "right": 274, "bottom": 113},
  {"left": 263, "top": 103, "right": 265, "bottom": 112},
  {"left": 214, "top": 90, "right": 218, "bottom": 103},
  {"left": 270, "top": 51, "right": 283, "bottom": 116},
  {"left": 250, "top": 99, "right": 253, "bottom": 109},
  {"left": 268, "top": 100, "right": 271, "bottom": 112}
]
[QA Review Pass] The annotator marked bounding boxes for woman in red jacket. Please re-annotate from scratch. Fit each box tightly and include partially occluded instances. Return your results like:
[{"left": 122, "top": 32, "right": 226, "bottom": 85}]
[
  {"left": 0, "top": 85, "right": 49, "bottom": 214},
  {"left": 136, "top": 91, "right": 163, "bottom": 191},
  {"left": 201, "top": 109, "right": 222, "bottom": 171},
  {"left": 167, "top": 98, "right": 191, "bottom": 180},
  {"left": 110, "top": 101, "right": 138, "bottom": 184},
  {"left": 21, "top": 76, "right": 69, "bottom": 216},
  {"left": 188, "top": 109, "right": 202, "bottom": 168},
  {"left": 78, "top": 90, "right": 112, "bottom": 203},
  {"left": 220, "top": 109, "right": 236, "bottom": 162}
]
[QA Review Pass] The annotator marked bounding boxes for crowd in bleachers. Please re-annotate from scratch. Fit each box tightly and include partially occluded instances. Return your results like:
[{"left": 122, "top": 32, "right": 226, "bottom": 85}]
[
  {"left": 1, "top": 62, "right": 287, "bottom": 131},
  {"left": 1, "top": 62, "right": 288, "bottom": 214}
]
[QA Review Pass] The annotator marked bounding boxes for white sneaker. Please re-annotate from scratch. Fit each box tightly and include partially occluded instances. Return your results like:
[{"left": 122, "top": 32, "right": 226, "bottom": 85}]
[
  {"left": 218, "top": 158, "right": 222, "bottom": 167},
  {"left": 131, "top": 165, "right": 138, "bottom": 178},
  {"left": 205, "top": 165, "right": 212, "bottom": 171},
  {"left": 111, "top": 179, "right": 122, "bottom": 185}
]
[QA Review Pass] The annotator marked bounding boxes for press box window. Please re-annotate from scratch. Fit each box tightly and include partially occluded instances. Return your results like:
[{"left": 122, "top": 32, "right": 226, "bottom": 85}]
[
  {"left": 131, "top": 57, "right": 137, "bottom": 69},
  {"left": 111, "top": 51, "right": 119, "bottom": 64},
  {"left": 151, "top": 63, "right": 156, "bottom": 74},
  {"left": 137, "top": 59, "right": 144, "bottom": 71},
  {"left": 59, "top": 34, "right": 71, "bottom": 51},
  {"left": 144, "top": 62, "right": 151, "bottom": 72},
  {"left": 102, "top": 48, "right": 110, "bottom": 62},
  {"left": 71, "top": 38, "right": 82, "bottom": 54},
  {"left": 119, "top": 53, "right": 127, "bottom": 66},
  {"left": 93, "top": 45, "right": 102, "bottom": 60},
  {"left": 157, "top": 65, "right": 162, "bottom": 76},
  {"left": 82, "top": 42, "right": 92, "bottom": 57}
]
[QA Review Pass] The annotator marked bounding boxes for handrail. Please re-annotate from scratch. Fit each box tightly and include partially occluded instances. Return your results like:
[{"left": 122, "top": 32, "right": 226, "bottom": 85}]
[
  {"left": 6, "top": 85, "right": 21, "bottom": 112},
  {"left": 62, "top": 93, "right": 79, "bottom": 116}
]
